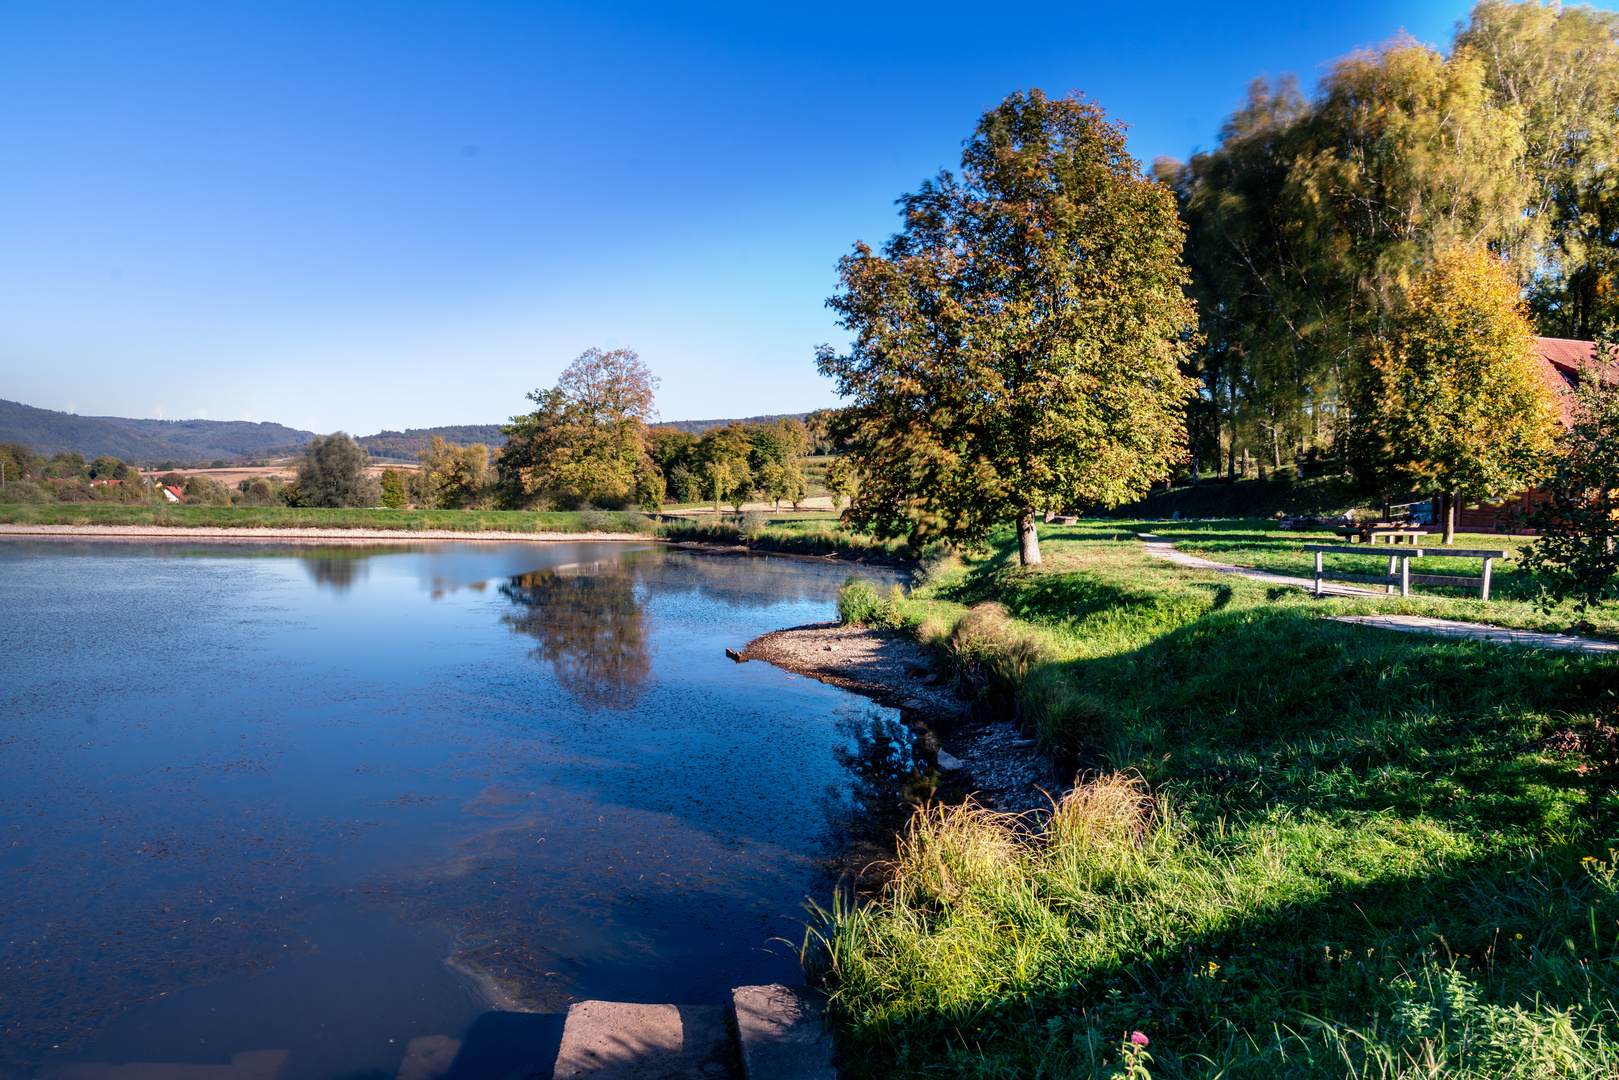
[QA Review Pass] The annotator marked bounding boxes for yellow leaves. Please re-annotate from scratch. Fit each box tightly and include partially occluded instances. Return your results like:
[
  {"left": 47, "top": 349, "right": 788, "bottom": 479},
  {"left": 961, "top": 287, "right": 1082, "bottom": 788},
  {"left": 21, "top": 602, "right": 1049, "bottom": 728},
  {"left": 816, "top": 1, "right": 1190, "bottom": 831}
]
[{"left": 1374, "top": 243, "right": 1558, "bottom": 496}]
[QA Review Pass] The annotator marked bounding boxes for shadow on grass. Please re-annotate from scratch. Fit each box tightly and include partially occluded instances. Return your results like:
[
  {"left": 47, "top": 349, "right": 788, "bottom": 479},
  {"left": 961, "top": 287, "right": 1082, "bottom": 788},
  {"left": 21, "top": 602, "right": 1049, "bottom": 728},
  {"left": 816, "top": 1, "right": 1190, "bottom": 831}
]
[{"left": 837, "top": 838, "right": 1619, "bottom": 1079}]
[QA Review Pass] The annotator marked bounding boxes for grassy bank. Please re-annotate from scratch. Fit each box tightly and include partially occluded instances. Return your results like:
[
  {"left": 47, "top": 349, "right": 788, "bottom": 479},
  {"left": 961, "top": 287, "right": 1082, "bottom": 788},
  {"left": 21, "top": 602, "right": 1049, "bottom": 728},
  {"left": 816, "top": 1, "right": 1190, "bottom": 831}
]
[
  {"left": 0, "top": 501, "right": 918, "bottom": 559},
  {"left": 0, "top": 502, "right": 660, "bottom": 534},
  {"left": 817, "top": 521, "right": 1619, "bottom": 1078},
  {"left": 660, "top": 511, "right": 914, "bottom": 560}
]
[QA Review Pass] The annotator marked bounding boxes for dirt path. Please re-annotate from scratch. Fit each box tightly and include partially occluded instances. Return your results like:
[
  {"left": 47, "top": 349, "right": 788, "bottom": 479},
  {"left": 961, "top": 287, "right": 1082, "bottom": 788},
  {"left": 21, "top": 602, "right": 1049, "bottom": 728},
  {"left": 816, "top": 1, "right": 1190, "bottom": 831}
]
[
  {"left": 1139, "top": 534, "right": 1616, "bottom": 656},
  {"left": 741, "top": 622, "right": 1057, "bottom": 811},
  {"left": 0, "top": 524, "right": 655, "bottom": 543}
]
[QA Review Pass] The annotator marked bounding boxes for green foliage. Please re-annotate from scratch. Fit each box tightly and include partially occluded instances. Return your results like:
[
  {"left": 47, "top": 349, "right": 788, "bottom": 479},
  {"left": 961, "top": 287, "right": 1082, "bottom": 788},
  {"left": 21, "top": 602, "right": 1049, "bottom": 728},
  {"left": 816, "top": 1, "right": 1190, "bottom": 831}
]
[
  {"left": 820, "top": 90, "right": 1199, "bottom": 564},
  {"left": 1522, "top": 345, "right": 1619, "bottom": 609},
  {"left": 181, "top": 474, "right": 232, "bottom": 505},
  {"left": 296, "top": 432, "right": 380, "bottom": 508}
]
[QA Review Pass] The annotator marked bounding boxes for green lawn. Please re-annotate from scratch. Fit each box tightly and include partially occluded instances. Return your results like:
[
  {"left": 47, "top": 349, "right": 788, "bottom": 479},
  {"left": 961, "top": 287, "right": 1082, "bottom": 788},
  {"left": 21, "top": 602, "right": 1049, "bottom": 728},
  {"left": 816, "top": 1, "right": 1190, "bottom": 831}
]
[{"left": 818, "top": 521, "right": 1619, "bottom": 1078}]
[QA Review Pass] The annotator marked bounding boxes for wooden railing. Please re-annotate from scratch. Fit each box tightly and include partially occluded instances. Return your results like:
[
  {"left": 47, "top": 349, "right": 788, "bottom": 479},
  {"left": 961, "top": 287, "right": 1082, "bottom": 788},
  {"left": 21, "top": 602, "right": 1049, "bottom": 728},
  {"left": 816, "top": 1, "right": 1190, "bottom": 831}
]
[{"left": 1302, "top": 545, "right": 1510, "bottom": 600}]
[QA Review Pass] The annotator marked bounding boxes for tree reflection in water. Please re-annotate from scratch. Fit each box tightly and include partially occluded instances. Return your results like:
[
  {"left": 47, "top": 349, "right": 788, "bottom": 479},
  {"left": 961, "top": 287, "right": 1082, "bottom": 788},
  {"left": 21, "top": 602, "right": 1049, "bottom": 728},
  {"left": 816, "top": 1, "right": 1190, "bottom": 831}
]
[{"left": 500, "top": 563, "right": 652, "bottom": 709}]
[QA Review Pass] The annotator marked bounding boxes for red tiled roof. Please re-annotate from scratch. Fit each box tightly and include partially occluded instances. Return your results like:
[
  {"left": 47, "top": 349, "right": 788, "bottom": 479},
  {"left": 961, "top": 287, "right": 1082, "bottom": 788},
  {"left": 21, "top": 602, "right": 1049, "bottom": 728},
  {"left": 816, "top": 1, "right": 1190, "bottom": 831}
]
[{"left": 1536, "top": 336, "right": 1619, "bottom": 425}]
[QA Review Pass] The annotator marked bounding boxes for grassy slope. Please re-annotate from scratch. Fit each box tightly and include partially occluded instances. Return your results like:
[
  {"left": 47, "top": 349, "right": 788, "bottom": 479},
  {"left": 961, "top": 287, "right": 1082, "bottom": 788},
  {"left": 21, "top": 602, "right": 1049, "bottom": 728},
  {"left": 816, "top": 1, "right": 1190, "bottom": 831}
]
[{"left": 819, "top": 522, "right": 1619, "bottom": 1078}]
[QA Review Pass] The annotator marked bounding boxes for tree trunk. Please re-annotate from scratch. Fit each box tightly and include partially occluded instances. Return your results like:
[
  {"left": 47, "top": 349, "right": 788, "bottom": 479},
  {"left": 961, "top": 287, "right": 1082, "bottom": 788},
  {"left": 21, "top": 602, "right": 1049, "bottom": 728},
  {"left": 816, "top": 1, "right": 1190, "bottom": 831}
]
[
  {"left": 1442, "top": 491, "right": 1456, "bottom": 545},
  {"left": 1192, "top": 450, "right": 1200, "bottom": 488},
  {"left": 1017, "top": 510, "right": 1042, "bottom": 565}
]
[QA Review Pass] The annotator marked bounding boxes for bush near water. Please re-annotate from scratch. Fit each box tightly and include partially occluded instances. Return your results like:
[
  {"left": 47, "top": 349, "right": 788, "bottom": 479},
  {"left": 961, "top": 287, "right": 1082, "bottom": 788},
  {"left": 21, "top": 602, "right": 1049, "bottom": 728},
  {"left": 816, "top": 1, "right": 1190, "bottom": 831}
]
[{"left": 823, "top": 519, "right": 1619, "bottom": 1078}]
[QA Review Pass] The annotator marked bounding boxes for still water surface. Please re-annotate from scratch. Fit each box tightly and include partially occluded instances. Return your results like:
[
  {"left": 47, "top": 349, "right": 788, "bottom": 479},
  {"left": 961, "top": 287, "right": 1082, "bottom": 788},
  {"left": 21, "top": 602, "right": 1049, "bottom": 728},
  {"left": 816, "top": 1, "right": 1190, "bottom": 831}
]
[{"left": 0, "top": 541, "right": 896, "bottom": 1080}]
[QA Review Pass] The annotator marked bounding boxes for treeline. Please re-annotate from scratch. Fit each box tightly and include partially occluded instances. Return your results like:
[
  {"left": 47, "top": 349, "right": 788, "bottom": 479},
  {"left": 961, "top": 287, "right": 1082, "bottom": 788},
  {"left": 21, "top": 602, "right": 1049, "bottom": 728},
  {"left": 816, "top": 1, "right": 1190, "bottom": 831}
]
[
  {"left": 393, "top": 350, "right": 840, "bottom": 512},
  {"left": 0, "top": 445, "right": 153, "bottom": 504},
  {"left": 1158, "top": 0, "right": 1619, "bottom": 481}
]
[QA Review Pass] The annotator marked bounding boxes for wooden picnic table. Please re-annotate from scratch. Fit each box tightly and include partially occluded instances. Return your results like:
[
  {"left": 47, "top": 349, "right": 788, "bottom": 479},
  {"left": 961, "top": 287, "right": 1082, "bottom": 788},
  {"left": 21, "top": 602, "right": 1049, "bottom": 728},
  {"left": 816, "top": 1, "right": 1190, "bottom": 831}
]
[{"left": 1333, "top": 524, "right": 1430, "bottom": 545}]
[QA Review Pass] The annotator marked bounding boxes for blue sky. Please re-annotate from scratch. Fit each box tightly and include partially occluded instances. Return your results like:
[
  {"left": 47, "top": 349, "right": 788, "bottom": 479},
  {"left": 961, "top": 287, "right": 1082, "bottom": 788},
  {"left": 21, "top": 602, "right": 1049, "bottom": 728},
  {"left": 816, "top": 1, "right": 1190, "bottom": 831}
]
[{"left": 0, "top": 0, "right": 1512, "bottom": 433}]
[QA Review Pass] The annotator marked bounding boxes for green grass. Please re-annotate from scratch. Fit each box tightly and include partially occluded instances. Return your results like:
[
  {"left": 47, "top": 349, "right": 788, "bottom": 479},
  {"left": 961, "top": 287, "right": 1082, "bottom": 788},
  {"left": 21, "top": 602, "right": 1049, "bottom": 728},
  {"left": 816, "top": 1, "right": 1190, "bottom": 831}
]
[
  {"left": 815, "top": 521, "right": 1619, "bottom": 1078},
  {"left": 0, "top": 502, "right": 661, "bottom": 534}
]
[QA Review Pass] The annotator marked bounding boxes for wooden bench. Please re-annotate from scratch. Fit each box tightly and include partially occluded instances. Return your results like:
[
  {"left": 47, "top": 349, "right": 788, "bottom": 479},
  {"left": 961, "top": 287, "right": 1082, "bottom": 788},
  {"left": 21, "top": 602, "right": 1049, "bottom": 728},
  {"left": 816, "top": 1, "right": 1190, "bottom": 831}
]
[{"left": 1303, "top": 545, "right": 1510, "bottom": 600}]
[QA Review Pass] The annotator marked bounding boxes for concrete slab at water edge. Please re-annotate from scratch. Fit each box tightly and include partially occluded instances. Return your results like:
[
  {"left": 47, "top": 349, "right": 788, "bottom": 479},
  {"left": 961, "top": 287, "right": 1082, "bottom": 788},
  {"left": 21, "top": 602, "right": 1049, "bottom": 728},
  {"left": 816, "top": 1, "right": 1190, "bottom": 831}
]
[
  {"left": 553, "top": 1002, "right": 735, "bottom": 1079},
  {"left": 732, "top": 985, "right": 836, "bottom": 1080},
  {"left": 1329, "top": 614, "right": 1619, "bottom": 654}
]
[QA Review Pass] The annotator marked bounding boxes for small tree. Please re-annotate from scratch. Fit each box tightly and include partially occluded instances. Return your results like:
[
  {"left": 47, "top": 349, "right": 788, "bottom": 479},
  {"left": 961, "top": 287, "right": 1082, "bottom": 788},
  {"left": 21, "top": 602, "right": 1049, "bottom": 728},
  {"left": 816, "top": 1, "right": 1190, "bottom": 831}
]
[
  {"left": 817, "top": 90, "right": 1199, "bottom": 564},
  {"left": 1521, "top": 343, "right": 1619, "bottom": 609},
  {"left": 1353, "top": 245, "right": 1559, "bottom": 542},
  {"left": 825, "top": 457, "right": 860, "bottom": 511},
  {"left": 379, "top": 469, "right": 408, "bottom": 509},
  {"left": 297, "top": 433, "right": 381, "bottom": 508}
]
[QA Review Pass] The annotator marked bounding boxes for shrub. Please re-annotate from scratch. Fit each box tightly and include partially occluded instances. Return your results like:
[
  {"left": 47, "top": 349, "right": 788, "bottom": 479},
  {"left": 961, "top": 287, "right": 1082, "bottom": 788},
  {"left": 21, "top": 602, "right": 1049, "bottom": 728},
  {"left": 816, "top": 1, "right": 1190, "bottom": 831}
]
[
  {"left": 0, "top": 479, "right": 53, "bottom": 505},
  {"left": 740, "top": 509, "right": 767, "bottom": 539}
]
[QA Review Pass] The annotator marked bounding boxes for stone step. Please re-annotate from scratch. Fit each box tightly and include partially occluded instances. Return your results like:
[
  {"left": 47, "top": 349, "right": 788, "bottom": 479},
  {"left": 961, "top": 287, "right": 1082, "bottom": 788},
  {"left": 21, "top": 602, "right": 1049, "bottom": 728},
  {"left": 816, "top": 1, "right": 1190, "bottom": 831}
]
[
  {"left": 731, "top": 985, "right": 835, "bottom": 1080},
  {"left": 553, "top": 985, "right": 835, "bottom": 1080},
  {"left": 552, "top": 1002, "right": 734, "bottom": 1079}
]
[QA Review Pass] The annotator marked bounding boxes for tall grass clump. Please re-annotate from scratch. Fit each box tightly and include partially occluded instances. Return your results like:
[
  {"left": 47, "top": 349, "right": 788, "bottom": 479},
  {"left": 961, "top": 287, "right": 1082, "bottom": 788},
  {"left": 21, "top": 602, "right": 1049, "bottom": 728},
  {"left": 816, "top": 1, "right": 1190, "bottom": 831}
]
[{"left": 838, "top": 576, "right": 909, "bottom": 628}]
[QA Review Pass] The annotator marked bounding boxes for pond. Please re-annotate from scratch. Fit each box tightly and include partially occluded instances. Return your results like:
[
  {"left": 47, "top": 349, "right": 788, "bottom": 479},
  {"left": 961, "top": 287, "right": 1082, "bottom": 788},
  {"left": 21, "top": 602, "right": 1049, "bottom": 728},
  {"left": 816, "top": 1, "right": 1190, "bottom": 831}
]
[{"left": 0, "top": 540, "right": 899, "bottom": 1080}]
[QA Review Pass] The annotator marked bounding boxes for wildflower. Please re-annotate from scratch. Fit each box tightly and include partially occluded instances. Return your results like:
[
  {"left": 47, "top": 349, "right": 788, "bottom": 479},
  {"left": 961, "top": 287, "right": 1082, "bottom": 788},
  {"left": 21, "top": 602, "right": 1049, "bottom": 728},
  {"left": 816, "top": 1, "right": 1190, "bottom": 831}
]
[{"left": 1130, "top": 1031, "right": 1149, "bottom": 1046}]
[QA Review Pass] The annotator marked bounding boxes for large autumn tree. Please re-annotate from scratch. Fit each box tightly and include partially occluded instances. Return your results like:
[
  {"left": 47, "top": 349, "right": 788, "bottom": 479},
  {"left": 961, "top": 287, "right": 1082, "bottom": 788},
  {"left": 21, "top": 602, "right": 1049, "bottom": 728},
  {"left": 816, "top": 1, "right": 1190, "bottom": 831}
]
[
  {"left": 1358, "top": 244, "right": 1558, "bottom": 542},
  {"left": 817, "top": 90, "right": 1198, "bottom": 564},
  {"left": 496, "top": 347, "right": 664, "bottom": 510}
]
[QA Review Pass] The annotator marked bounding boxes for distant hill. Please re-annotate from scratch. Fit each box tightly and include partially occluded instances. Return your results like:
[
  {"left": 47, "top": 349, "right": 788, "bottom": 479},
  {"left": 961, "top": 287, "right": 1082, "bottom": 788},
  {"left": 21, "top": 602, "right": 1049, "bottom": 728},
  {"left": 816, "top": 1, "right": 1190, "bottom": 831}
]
[
  {"left": 355, "top": 425, "right": 508, "bottom": 461},
  {"left": 1, "top": 398, "right": 817, "bottom": 464},
  {"left": 652, "top": 413, "right": 810, "bottom": 434},
  {"left": 90, "top": 415, "right": 317, "bottom": 458},
  {"left": 0, "top": 399, "right": 317, "bottom": 462}
]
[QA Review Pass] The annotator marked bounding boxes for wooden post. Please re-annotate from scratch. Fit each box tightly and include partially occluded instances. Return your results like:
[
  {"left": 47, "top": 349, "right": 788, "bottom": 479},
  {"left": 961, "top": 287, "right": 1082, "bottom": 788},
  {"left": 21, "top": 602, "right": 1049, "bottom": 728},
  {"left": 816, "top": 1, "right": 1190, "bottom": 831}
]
[
  {"left": 1386, "top": 552, "right": 1397, "bottom": 594},
  {"left": 1481, "top": 557, "right": 1493, "bottom": 601},
  {"left": 1315, "top": 550, "right": 1323, "bottom": 597},
  {"left": 1400, "top": 553, "right": 1410, "bottom": 597}
]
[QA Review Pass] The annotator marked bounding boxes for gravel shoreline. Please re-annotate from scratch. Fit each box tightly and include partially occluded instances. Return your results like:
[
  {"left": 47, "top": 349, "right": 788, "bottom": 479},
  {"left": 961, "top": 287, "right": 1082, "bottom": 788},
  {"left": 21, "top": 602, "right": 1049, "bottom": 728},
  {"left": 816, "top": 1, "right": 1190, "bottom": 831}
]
[{"left": 742, "top": 621, "right": 1059, "bottom": 814}]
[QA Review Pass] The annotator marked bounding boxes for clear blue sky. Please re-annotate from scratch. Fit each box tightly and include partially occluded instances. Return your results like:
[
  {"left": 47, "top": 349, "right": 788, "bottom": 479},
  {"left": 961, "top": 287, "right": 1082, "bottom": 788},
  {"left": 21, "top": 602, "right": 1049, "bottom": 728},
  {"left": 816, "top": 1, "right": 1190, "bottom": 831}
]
[{"left": 0, "top": 0, "right": 1521, "bottom": 433}]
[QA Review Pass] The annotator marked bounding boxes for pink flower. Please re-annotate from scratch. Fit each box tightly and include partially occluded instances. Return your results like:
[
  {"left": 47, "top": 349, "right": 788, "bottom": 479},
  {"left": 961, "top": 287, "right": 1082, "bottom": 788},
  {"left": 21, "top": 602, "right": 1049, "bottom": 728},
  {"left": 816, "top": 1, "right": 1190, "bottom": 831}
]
[{"left": 1129, "top": 1031, "right": 1150, "bottom": 1046}]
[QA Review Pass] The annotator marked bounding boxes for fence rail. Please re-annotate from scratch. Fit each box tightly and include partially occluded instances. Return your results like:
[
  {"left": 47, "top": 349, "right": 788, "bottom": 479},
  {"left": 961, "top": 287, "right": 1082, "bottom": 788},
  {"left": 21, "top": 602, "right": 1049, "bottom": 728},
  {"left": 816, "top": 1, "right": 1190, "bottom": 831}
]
[{"left": 1301, "top": 545, "right": 1509, "bottom": 600}]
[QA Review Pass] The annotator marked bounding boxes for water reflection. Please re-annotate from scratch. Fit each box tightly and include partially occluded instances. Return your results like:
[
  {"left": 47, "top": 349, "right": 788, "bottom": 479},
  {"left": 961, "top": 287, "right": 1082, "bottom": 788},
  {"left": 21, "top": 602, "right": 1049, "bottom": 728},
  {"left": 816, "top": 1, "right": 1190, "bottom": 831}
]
[
  {"left": 500, "top": 564, "right": 652, "bottom": 710},
  {"left": 300, "top": 547, "right": 377, "bottom": 590}
]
